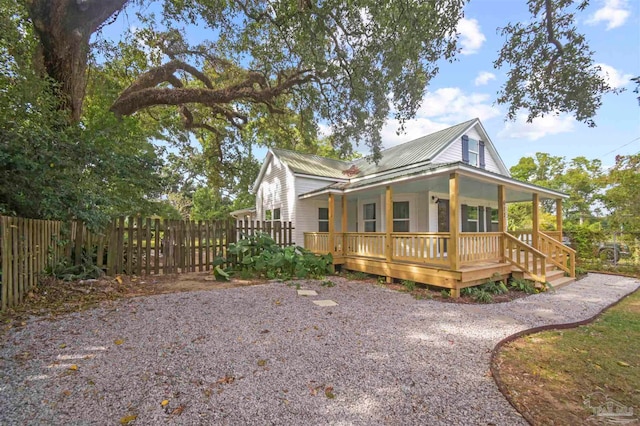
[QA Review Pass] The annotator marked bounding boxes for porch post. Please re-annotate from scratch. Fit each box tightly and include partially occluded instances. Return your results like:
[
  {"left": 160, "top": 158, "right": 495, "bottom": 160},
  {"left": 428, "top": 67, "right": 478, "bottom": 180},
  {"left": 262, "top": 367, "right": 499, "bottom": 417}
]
[
  {"left": 498, "top": 185, "right": 506, "bottom": 261},
  {"left": 556, "top": 198, "right": 563, "bottom": 237},
  {"left": 449, "top": 173, "right": 459, "bottom": 271},
  {"left": 328, "top": 193, "right": 335, "bottom": 256},
  {"left": 341, "top": 195, "right": 347, "bottom": 256},
  {"left": 532, "top": 193, "right": 539, "bottom": 249},
  {"left": 385, "top": 185, "right": 393, "bottom": 263}
]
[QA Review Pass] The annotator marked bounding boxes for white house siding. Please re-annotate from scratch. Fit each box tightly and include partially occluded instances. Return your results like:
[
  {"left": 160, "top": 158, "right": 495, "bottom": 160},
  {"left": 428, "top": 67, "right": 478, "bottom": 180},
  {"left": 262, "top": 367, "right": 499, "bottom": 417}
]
[
  {"left": 255, "top": 154, "right": 296, "bottom": 224},
  {"left": 294, "top": 176, "right": 341, "bottom": 247},
  {"left": 432, "top": 125, "right": 503, "bottom": 175}
]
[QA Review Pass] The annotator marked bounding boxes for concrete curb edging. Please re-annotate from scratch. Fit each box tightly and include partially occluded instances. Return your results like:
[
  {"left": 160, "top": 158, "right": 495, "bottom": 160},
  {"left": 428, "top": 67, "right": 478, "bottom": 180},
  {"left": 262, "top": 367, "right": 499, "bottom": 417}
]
[{"left": 490, "top": 286, "right": 640, "bottom": 426}]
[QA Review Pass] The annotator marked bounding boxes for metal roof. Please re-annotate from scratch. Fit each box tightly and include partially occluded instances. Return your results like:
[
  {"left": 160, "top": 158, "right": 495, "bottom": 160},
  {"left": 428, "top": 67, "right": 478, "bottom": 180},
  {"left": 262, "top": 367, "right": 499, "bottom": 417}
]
[
  {"left": 352, "top": 118, "right": 477, "bottom": 176},
  {"left": 271, "top": 148, "right": 352, "bottom": 179}
]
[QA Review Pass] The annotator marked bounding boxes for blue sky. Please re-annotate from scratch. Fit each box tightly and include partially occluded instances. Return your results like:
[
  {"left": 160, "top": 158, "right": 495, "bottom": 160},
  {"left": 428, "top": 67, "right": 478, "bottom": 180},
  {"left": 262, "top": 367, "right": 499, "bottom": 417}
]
[
  {"left": 375, "top": 0, "right": 640, "bottom": 169},
  {"left": 101, "top": 0, "right": 639, "bottom": 170}
]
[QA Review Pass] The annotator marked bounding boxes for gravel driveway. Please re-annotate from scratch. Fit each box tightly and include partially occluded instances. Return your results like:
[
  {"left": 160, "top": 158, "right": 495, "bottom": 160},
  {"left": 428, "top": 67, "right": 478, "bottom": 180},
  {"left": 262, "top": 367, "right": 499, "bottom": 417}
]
[{"left": 1, "top": 273, "right": 637, "bottom": 425}]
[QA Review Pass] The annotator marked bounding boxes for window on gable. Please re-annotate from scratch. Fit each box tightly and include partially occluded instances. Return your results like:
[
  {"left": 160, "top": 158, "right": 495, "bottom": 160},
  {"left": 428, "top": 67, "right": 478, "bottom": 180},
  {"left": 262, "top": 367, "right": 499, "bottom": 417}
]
[
  {"left": 363, "top": 203, "right": 376, "bottom": 232},
  {"left": 393, "top": 201, "right": 410, "bottom": 232},
  {"left": 318, "top": 207, "right": 329, "bottom": 232},
  {"left": 468, "top": 139, "right": 479, "bottom": 167}
]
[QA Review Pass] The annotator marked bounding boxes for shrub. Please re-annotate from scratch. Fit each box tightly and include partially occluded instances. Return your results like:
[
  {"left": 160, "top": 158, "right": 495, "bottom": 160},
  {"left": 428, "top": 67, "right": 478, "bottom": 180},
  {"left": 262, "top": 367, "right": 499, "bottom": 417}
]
[
  {"left": 224, "top": 233, "right": 332, "bottom": 280},
  {"left": 401, "top": 279, "right": 416, "bottom": 292},
  {"left": 509, "top": 277, "right": 536, "bottom": 294}
]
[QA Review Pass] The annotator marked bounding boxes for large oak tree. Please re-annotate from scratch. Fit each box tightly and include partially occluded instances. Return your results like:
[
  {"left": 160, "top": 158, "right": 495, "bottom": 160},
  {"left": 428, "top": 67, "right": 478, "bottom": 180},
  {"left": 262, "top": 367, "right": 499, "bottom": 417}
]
[{"left": 25, "top": 0, "right": 622, "bottom": 159}]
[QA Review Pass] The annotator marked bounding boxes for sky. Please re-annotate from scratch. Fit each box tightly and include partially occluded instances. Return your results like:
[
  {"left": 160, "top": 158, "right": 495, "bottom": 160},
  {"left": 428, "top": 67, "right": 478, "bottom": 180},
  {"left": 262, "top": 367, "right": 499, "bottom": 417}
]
[
  {"left": 101, "top": 0, "right": 640, "bottom": 170},
  {"left": 373, "top": 0, "right": 640, "bottom": 169}
]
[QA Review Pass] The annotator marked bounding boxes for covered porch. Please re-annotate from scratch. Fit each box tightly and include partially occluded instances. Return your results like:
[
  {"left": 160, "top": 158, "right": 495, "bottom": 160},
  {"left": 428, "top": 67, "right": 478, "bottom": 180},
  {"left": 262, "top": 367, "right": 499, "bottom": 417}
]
[{"left": 302, "top": 165, "right": 576, "bottom": 297}]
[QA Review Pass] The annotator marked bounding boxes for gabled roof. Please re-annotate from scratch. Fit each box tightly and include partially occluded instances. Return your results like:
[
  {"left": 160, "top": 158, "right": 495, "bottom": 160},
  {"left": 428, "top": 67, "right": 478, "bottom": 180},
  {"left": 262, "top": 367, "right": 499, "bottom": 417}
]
[
  {"left": 271, "top": 148, "right": 351, "bottom": 179},
  {"left": 253, "top": 118, "right": 510, "bottom": 192},
  {"left": 353, "top": 118, "right": 477, "bottom": 176}
]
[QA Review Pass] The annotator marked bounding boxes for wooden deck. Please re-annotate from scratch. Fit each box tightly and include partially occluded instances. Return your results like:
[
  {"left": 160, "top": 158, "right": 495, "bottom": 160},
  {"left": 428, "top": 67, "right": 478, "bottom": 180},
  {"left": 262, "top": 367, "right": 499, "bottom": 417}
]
[{"left": 305, "top": 231, "right": 576, "bottom": 297}]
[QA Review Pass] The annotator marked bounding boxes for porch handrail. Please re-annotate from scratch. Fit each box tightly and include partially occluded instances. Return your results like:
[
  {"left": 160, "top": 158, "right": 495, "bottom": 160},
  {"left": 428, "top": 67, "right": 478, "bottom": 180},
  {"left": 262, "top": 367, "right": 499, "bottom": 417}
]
[
  {"left": 391, "top": 232, "right": 449, "bottom": 266},
  {"left": 503, "top": 233, "right": 547, "bottom": 282},
  {"left": 539, "top": 231, "right": 576, "bottom": 277},
  {"left": 345, "top": 232, "right": 386, "bottom": 258},
  {"left": 459, "top": 232, "right": 502, "bottom": 265}
]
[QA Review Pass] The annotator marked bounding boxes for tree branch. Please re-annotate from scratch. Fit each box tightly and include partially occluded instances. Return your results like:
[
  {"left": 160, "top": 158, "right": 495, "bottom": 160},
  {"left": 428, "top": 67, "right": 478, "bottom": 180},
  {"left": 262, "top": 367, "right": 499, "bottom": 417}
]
[{"left": 545, "top": 0, "right": 564, "bottom": 76}]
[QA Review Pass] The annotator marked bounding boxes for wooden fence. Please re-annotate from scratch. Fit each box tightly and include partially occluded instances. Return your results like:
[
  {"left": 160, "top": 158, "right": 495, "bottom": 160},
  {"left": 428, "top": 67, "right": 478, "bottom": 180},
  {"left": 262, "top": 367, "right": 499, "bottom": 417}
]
[{"left": 0, "top": 216, "right": 294, "bottom": 311}]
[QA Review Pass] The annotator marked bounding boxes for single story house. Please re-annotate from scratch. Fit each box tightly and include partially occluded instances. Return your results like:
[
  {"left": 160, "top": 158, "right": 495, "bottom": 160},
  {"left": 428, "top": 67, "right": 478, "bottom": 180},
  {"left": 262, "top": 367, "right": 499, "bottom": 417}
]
[{"left": 250, "top": 118, "right": 575, "bottom": 296}]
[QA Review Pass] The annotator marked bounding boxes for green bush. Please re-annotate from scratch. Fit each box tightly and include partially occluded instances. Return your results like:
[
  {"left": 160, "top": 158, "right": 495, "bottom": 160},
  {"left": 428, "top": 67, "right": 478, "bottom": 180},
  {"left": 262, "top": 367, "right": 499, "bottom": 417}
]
[
  {"left": 509, "top": 277, "right": 536, "bottom": 294},
  {"left": 225, "top": 233, "right": 332, "bottom": 280},
  {"left": 401, "top": 279, "right": 416, "bottom": 291}
]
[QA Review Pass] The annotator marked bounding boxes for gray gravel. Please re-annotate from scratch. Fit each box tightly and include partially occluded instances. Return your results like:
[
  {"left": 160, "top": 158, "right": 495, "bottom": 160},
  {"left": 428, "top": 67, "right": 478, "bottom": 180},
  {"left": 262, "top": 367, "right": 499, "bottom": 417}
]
[{"left": 0, "top": 273, "right": 637, "bottom": 425}]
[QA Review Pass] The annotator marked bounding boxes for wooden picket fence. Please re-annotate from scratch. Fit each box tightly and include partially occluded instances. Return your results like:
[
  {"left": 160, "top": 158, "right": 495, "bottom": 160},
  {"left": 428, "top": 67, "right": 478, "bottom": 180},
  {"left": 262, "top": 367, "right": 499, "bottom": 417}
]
[{"left": 0, "top": 216, "right": 294, "bottom": 312}]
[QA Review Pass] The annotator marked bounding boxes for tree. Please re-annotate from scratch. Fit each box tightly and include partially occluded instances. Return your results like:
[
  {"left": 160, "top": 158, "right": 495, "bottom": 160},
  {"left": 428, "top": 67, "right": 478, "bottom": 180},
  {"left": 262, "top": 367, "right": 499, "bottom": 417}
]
[
  {"left": 561, "top": 156, "right": 604, "bottom": 224},
  {"left": 22, "top": 0, "right": 619, "bottom": 160},
  {"left": 603, "top": 154, "right": 640, "bottom": 233}
]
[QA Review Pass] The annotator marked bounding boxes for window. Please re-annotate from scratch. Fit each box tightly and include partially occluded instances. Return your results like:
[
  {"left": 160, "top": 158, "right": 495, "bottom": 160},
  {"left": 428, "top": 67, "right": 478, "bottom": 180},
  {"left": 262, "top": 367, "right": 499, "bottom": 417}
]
[
  {"left": 468, "top": 139, "right": 479, "bottom": 166},
  {"left": 466, "top": 206, "right": 478, "bottom": 232},
  {"left": 490, "top": 207, "right": 499, "bottom": 232},
  {"left": 273, "top": 208, "right": 281, "bottom": 221},
  {"left": 462, "top": 136, "right": 485, "bottom": 168},
  {"left": 265, "top": 210, "right": 272, "bottom": 221},
  {"left": 363, "top": 203, "right": 376, "bottom": 232},
  {"left": 393, "top": 201, "right": 410, "bottom": 232},
  {"left": 318, "top": 207, "right": 329, "bottom": 232}
]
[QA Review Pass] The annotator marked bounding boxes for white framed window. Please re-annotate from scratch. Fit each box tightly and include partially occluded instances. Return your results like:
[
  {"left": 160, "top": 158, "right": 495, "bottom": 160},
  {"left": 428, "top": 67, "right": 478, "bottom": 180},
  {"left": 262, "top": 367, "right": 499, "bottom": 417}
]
[
  {"left": 265, "top": 209, "right": 272, "bottom": 221},
  {"left": 318, "top": 207, "right": 329, "bottom": 232},
  {"left": 273, "top": 208, "right": 281, "bottom": 221},
  {"left": 467, "top": 206, "right": 478, "bottom": 232},
  {"left": 468, "top": 139, "right": 479, "bottom": 167},
  {"left": 393, "top": 201, "right": 410, "bottom": 232},
  {"left": 363, "top": 203, "right": 376, "bottom": 232}
]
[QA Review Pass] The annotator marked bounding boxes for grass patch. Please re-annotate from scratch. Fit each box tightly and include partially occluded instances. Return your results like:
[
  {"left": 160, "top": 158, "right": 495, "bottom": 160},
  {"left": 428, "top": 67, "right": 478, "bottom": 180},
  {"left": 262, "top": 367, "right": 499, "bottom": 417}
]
[{"left": 495, "top": 290, "right": 640, "bottom": 425}]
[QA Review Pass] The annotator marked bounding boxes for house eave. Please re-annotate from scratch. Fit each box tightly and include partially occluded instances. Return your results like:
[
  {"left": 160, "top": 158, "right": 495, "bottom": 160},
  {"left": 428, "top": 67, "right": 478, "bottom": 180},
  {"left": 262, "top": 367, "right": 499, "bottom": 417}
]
[{"left": 298, "top": 162, "right": 568, "bottom": 200}]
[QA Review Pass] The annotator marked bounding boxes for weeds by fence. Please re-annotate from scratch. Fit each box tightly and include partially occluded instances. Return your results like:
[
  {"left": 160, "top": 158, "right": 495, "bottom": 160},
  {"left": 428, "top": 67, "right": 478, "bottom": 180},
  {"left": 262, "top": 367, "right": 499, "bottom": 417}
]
[{"left": 0, "top": 216, "right": 294, "bottom": 312}]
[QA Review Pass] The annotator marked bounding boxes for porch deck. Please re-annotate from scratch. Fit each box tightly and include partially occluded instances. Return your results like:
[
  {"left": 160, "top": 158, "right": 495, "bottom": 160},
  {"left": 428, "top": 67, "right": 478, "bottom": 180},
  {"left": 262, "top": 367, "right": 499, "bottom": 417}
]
[{"left": 305, "top": 230, "right": 574, "bottom": 297}]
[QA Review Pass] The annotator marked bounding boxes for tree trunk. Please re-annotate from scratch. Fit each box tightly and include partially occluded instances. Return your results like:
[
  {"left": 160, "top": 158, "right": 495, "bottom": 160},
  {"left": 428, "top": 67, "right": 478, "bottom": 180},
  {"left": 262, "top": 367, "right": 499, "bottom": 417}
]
[{"left": 27, "top": 0, "right": 128, "bottom": 122}]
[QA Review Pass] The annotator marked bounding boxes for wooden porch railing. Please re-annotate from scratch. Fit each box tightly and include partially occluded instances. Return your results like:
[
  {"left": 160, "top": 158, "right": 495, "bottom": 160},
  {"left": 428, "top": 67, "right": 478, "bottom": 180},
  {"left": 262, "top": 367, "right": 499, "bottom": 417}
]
[
  {"left": 345, "top": 233, "right": 386, "bottom": 258},
  {"left": 458, "top": 232, "right": 502, "bottom": 265},
  {"left": 511, "top": 230, "right": 562, "bottom": 244},
  {"left": 391, "top": 233, "right": 449, "bottom": 266},
  {"left": 504, "top": 233, "right": 546, "bottom": 282},
  {"left": 539, "top": 232, "right": 576, "bottom": 277},
  {"left": 304, "top": 232, "right": 330, "bottom": 253}
]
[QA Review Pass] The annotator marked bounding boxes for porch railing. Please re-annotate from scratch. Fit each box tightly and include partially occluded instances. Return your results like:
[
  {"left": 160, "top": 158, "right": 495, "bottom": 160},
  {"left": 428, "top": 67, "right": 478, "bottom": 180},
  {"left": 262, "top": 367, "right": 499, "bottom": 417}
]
[
  {"left": 304, "top": 232, "right": 345, "bottom": 254},
  {"left": 503, "top": 233, "right": 546, "bottom": 282},
  {"left": 458, "top": 232, "right": 502, "bottom": 265},
  {"left": 345, "top": 232, "right": 386, "bottom": 258},
  {"left": 511, "top": 230, "right": 562, "bottom": 244},
  {"left": 538, "top": 232, "right": 576, "bottom": 277},
  {"left": 391, "top": 233, "right": 449, "bottom": 266}
]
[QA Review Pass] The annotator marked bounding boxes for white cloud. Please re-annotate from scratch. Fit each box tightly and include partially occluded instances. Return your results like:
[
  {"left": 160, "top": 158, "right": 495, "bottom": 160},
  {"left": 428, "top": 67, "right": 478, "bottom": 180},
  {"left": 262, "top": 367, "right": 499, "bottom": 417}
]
[
  {"left": 457, "top": 18, "right": 486, "bottom": 55},
  {"left": 498, "top": 113, "right": 575, "bottom": 141},
  {"left": 596, "top": 63, "right": 634, "bottom": 88},
  {"left": 474, "top": 71, "right": 496, "bottom": 86},
  {"left": 586, "top": 0, "right": 630, "bottom": 30},
  {"left": 381, "top": 87, "right": 501, "bottom": 148}
]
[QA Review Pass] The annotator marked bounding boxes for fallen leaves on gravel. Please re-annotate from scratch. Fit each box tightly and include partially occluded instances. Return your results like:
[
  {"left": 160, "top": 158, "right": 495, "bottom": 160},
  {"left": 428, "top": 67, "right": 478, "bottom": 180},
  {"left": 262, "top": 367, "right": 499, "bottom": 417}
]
[
  {"left": 161, "top": 399, "right": 169, "bottom": 407},
  {"left": 119, "top": 414, "right": 137, "bottom": 424},
  {"left": 217, "top": 375, "right": 235, "bottom": 385},
  {"left": 114, "top": 339, "right": 124, "bottom": 345},
  {"left": 68, "top": 364, "right": 78, "bottom": 371}
]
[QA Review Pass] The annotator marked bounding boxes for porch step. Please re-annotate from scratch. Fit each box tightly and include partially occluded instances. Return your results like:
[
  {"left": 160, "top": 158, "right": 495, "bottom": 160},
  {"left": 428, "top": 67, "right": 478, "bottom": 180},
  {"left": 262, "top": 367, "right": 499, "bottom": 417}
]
[{"left": 548, "top": 275, "right": 575, "bottom": 289}]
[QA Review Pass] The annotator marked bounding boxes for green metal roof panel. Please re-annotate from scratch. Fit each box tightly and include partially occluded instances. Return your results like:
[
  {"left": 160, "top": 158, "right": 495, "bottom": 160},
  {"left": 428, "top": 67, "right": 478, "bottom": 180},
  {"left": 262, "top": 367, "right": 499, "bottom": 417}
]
[
  {"left": 271, "top": 148, "right": 351, "bottom": 179},
  {"left": 352, "top": 118, "right": 476, "bottom": 176}
]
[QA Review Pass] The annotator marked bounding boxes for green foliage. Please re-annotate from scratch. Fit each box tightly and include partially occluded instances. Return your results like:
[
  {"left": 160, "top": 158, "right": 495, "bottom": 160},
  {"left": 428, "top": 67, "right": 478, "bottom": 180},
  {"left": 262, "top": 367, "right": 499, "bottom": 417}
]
[
  {"left": 321, "top": 279, "right": 335, "bottom": 288},
  {"left": 347, "top": 271, "right": 370, "bottom": 281},
  {"left": 494, "top": 0, "right": 617, "bottom": 127},
  {"left": 226, "top": 233, "right": 332, "bottom": 280},
  {"left": 565, "top": 222, "right": 604, "bottom": 259},
  {"left": 509, "top": 277, "right": 537, "bottom": 294},
  {"left": 401, "top": 280, "right": 416, "bottom": 292},
  {"left": 461, "top": 276, "right": 509, "bottom": 303},
  {"left": 440, "top": 289, "right": 450, "bottom": 299},
  {"left": 214, "top": 265, "right": 231, "bottom": 282},
  {"left": 44, "top": 255, "right": 104, "bottom": 282},
  {"left": 603, "top": 154, "right": 640, "bottom": 234}
]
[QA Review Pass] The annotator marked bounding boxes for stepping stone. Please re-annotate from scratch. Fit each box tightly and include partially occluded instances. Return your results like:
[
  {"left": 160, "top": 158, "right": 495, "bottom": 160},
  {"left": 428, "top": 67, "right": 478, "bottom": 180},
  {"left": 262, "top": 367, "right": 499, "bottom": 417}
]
[
  {"left": 297, "top": 289, "right": 318, "bottom": 296},
  {"left": 313, "top": 300, "right": 338, "bottom": 307}
]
